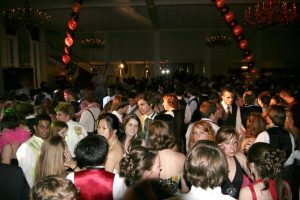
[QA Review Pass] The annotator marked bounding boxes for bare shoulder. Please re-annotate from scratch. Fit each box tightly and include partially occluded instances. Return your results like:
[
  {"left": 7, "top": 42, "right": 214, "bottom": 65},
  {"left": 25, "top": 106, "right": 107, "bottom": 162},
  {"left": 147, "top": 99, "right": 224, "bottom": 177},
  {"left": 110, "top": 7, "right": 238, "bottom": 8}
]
[
  {"left": 239, "top": 186, "right": 252, "bottom": 200},
  {"left": 159, "top": 149, "right": 185, "bottom": 161}
]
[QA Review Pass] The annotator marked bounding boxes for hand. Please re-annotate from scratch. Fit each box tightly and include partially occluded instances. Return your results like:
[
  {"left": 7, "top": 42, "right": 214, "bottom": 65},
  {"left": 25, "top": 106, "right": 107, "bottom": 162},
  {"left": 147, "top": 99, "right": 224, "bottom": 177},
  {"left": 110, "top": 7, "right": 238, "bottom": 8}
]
[
  {"left": 64, "top": 148, "right": 76, "bottom": 169},
  {"left": 244, "top": 141, "right": 253, "bottom": 154}
]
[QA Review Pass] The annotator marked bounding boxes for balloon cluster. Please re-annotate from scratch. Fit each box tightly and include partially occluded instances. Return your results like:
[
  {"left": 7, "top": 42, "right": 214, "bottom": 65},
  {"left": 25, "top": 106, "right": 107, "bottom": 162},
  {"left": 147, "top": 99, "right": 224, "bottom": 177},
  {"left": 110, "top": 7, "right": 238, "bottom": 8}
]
[
  {"left": 213, "top": 0, "right": 255, "bottom": 69},
  {"left": 62, "top": 0, "right": 83, "bottom": 65}
]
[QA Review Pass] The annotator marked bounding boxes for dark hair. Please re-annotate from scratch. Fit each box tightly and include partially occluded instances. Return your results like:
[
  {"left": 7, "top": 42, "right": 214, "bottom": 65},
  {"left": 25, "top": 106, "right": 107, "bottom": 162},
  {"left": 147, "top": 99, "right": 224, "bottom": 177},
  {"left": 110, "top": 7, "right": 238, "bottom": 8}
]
[
  {"left": 136, "top": 92, "right": 155, "bottom": 106},
  {"left": 245, "top": 113, "right": 267, "bottom": 138},
  {"left": 34, "top": 113, "right": 51, "bottom": 126},
  {"left": 215, "top": 126, "right": 239, "bottom": 144},
  {"left": 266, "top": 104, "right": 286, "bottom": 127},
  {"left": 148, "top": 120, "right": 176, "bottom": 150},
  {"left": 184, "top": 140, "right": 228, "bottom": 189},
  {"left": 0, "top": 108, "right": 19, "bottom": 130},
  {"left": 247, "top": 142, "right": 286, "bottom": 198},
  {"left": 31, "top": 175, "right": 78, "bottom": 200},
  {"left": 290, "top": 103, "right": 300, "bottom": 129},
  {"left": 243, "top": 90, "right": 256, "bottom": 105},
  {"left": 97, "top": 113, "right": 125, "bottom": 141},
  {"left": 199, "top": 101, "right": 217, "bottom": 118},
  {"left": 258, "top": 91, "right": 271, "bottom": 106},
  {"left": 119, "top": 146, "right": 157, "bottom": 186},
  {"left": 74, "top": 135, "right": 108, "bottom": 168}
]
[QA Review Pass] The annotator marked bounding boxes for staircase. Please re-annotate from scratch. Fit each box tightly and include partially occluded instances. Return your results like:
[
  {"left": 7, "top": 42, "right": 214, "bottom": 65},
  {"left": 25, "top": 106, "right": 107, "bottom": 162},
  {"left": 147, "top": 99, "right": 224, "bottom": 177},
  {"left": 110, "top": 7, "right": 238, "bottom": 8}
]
[{"left": 47, "top": 43, "right": 95, "bottom": 88}]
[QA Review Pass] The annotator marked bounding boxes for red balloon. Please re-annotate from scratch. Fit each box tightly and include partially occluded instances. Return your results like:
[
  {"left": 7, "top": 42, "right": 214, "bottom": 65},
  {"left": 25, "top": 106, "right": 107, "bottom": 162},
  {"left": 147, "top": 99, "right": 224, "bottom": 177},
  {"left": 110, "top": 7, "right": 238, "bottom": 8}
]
[
  {"left": 245, "top": 54, "right": 254, "bottom": 62},
  {"left": 239, "top": 40, "right": 248, "bottom": 50},
  {"left": 215, "top": 0, "right": 225, "bottom": 8},
  {"left": 65, "top": 36, "right": 73, "bottom": 47},
  {"left": 72, "top": 3, "right": 81, "bottom": 13},
  {"left": 68, "top": 19, "right": 77, "bottom": 31},
  {"left": 62, "top": 54, "right": 70, "bottom": 64},
  {"left": 224, "top": 11, "right": 234, "bottom": 23},
  {"left": 64, "top": 46, "right": 70, "bottom": 54},
  {"left": 233, "top": 25, "right": 243, "bottom": 36}
]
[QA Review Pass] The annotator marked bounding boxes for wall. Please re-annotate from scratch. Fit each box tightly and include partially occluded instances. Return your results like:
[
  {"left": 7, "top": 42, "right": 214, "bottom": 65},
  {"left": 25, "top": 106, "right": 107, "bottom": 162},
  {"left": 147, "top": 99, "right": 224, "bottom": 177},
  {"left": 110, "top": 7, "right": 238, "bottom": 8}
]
[{"left": 44, "top": 27, "right": 300, "bottom": 81}]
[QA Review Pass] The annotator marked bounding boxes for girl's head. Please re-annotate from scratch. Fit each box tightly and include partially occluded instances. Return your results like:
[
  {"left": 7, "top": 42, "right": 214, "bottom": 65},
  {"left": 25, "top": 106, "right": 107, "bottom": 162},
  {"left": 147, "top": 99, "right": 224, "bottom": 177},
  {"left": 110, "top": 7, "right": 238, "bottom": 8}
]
[
  {"left": 216, "top": 126, "right": 239, "bottom": 157},
  {"left": 189, "top": 120, "right": 215, "bottom": 149},
  {"left": 119, "top": 146, "right": 160, "bottom": 186},
  {"left": 50, "top": 120, "right": 68, "bottom": 138},
  {"left": 123, "top": 114, "right": 141, "bottom": 138},
  {"left": 245, "top": 113, "right": 266, "bottom": 138},
  {"left": 148, "top": 120, "right": 176, "bottom": 150},
  {"left": 247, "top": 142, "right": 285, "bottom": 180},
  {"left": 97, "top": 113, "right": 123, "bottom": 140},
  {"left": 35, "top": 135, "right": 66, "bottom": 182},
  {"left": 162, "top": 93, "right": 179, "bottom": 110}
]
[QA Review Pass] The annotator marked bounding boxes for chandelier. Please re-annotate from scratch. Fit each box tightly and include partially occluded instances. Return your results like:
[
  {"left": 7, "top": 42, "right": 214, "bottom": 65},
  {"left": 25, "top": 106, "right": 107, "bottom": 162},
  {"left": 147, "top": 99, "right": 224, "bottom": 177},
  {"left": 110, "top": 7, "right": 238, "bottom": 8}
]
[
  {"left": 2, "top": 0, "right": 52, "bottom": 30},
  {"left": 244, "top": 0, "right": 297, "bottom": 28},
  {"left": 206, "top": 34, "right": 232, "bottom": 47},
  {"left": 81, "top": 35, "right": 105, "bottom": 49}
]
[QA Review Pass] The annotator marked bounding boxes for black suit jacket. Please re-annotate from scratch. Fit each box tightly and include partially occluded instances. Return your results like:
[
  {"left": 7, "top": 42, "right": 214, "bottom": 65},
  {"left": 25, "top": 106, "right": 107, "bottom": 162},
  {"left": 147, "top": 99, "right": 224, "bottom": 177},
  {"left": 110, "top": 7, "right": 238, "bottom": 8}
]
[{"left": 0, "top": 164, "right": 30, "bottom": 200}]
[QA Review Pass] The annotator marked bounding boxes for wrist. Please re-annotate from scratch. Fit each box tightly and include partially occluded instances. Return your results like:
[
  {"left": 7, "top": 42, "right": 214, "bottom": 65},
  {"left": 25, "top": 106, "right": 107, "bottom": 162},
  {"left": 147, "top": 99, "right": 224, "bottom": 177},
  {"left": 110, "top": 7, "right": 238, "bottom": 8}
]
[{"left": 72, "top": 163, "right": 78, "bottom": 171}]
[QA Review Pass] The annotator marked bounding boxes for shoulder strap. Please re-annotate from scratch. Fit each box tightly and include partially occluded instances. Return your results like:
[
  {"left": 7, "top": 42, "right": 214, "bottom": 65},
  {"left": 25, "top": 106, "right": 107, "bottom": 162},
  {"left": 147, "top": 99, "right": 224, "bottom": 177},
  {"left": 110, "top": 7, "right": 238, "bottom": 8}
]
[
  {"left": 248, "top": 184, "right": 257, "bottom": 200},
  {"left": 87, "top": 109, "right": 96, "bottom": 131}
]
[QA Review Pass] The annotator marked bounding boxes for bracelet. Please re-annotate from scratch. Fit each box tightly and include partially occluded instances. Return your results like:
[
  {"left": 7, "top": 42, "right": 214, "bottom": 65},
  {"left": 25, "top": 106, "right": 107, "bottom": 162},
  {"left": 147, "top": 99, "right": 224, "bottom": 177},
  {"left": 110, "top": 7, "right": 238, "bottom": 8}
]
[{"left": 72, "top": 164, "right": 78, "bottom": 171}]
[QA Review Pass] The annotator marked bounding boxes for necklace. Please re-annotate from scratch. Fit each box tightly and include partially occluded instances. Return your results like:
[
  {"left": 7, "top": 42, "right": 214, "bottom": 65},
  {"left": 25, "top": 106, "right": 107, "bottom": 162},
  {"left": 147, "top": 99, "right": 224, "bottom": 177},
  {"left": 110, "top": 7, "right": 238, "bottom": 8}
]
[{"left": 109, "top": 138, "right": 117, "bottom": 151}]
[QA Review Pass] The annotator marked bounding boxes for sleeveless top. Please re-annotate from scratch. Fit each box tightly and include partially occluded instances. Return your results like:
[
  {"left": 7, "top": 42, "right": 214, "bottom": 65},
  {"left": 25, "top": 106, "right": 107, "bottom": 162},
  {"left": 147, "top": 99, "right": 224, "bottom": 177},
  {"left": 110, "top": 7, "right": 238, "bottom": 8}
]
[
  {"left": 74, "top": 168, "right": 115, "bottom": 200},
  {"left": 248, "top": 179, "right": 277, "bottom": 200},
  {"left": 9, "top": 143, "right": 19, "bottom": 166},
  {"left": 221, "top": 156, "right": 243, "bottom": 199}
]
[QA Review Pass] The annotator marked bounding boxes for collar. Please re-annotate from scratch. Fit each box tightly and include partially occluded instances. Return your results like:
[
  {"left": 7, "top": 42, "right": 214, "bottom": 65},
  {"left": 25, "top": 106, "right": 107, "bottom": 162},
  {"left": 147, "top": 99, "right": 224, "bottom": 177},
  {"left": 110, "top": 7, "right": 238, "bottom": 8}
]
[
  {"left": 32, "top": 135, "right": 44, "bottom": 143},
  {"left": 146, "top": 112, "right": 156, "bottom": 119},
  {"left": 221, "top": 101, "right": 230, "bottom": 109}
]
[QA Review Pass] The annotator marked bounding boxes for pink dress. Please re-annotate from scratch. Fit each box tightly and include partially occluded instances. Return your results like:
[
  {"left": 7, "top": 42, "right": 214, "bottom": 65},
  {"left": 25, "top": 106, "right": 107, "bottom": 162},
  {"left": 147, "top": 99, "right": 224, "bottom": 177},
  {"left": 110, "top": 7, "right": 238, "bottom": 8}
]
[{"left": 0, "top": 127, "right": 30, "bottom": 153}]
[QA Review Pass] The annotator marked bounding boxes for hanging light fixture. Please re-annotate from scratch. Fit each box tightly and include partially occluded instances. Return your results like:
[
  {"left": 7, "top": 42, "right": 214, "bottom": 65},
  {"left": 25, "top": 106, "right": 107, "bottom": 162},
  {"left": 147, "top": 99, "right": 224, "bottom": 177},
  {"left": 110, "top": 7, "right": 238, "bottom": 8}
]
[
  {"left": 2, "top": 0, "right": 52, "bottom": 30},
  {"left": 244, "top": 0, "right": 297, "bottom": 28},
  {"left": 81, "top": 34, "right": 105, "bottom": 49}
]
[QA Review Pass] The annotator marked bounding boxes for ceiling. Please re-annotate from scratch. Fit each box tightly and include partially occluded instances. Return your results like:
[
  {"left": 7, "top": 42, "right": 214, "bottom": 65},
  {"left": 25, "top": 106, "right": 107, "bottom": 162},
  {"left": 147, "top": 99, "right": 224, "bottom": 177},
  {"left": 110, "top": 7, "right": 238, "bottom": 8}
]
[{"left": 1, "top": 0, "right": 300, "bottom": 34}]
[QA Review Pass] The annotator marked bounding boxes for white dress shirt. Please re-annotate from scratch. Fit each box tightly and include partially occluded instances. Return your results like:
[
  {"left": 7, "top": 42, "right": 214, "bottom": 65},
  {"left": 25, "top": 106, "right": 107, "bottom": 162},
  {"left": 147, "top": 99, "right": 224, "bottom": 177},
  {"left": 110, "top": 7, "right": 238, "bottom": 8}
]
[
  {"left": 65, "top": 120, "right": 88, "bottom": 157},
  {"left": 16, "top": 135, "right": 44, "bottom": 187},
  {"left": 79, "top": 107, "right": 100, "bottom": 133},
  {"left": 255, "top": 128, "right": 295, "bottom": 167},
  {"left": 221, "top": 101, "right": 244, "bottom": 135},
  {"left": 184, "top": 96, "right": 198, "bottom": 124},
  {"left": 167, "top": 186, "right": 235, "bottom": 200},
  {"left": 103, "top": 95, "right": 115, "bottom": 107}
]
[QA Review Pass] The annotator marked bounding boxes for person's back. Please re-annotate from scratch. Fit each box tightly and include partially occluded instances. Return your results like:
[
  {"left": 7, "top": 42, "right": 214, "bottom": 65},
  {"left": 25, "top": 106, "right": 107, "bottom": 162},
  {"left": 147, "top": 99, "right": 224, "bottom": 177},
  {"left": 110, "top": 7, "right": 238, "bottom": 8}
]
[
  {"left": 239, "top": 142, "right": 292, "bottom": 200},
  {"left": 67, "top": 134, "right": 126, "bottom": 200},
  {"left": 0, "top": 163, "right": 30, "bottom": 200},
  {"left": 167, "top": 141, "right": 235, "bottom": 200}
]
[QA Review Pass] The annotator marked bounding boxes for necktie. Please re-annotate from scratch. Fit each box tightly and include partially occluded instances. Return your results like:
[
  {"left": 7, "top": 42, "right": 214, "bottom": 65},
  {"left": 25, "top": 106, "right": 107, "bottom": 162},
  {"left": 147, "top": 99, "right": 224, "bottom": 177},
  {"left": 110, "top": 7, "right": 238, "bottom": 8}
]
[
  {"left": 226, "top": 106, "right": 231, "bottom": 114},
  {"left": 144, "top": 117, "right": 152, "bottom": 133}
]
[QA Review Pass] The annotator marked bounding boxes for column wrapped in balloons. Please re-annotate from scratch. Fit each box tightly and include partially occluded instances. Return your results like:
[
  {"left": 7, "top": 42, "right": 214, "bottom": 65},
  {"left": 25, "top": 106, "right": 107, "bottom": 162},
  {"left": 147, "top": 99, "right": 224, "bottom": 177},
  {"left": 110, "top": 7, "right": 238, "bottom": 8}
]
[
  {"left": 212, "top": 0, "right": 255, "bottom": 70},
  {"left": 62, "top": 0, "right": 83, "bottom": 66}
]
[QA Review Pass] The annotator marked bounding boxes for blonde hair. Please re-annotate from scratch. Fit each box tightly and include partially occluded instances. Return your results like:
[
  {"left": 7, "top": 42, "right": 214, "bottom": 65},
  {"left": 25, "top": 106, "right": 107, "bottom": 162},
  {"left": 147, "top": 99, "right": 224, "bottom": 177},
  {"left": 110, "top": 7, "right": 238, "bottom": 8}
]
[
  {"left": 31, "top": 175, "right": 78, "bottom": 200},
  {"left": 35, "top": 135, "right": 66, "bottom": 183},
  {"left": 50, "top": 120, "right": 68, "bottom": 137},
  {"left": 189, "top": 120, "right": 215, "bottom": 149}
]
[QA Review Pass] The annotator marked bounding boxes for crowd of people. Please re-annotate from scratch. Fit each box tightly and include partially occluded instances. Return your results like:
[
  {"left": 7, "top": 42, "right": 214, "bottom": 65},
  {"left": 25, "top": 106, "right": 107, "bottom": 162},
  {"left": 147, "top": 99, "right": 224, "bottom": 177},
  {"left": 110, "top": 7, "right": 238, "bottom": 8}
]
[{"left": 0, "top": 73, "right": 300, "bottom": 200}]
